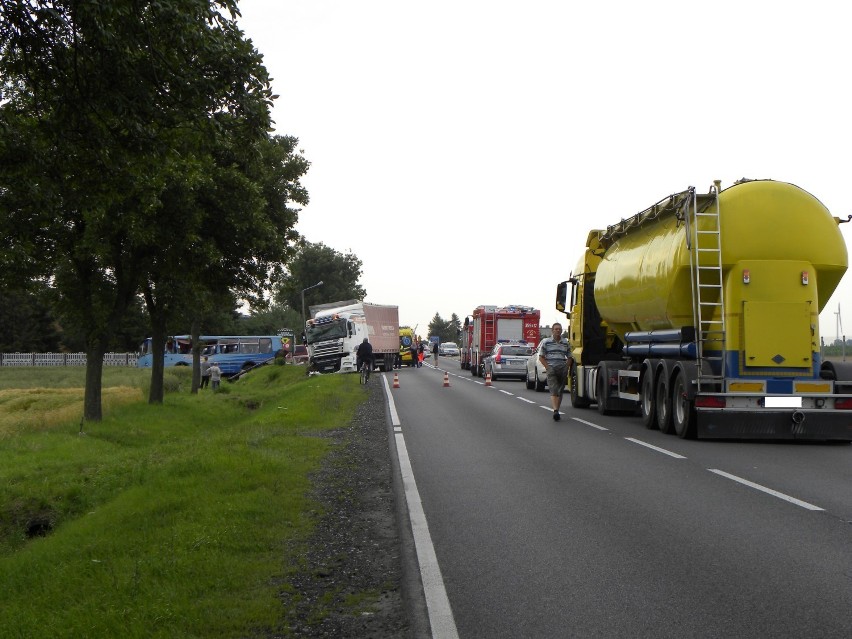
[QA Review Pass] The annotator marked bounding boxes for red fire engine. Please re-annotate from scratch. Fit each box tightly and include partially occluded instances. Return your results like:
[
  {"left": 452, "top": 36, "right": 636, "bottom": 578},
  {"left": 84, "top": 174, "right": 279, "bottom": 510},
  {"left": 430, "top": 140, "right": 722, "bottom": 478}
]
[{"left": 461, "top": 305, "right": 540, "bottom": 376}]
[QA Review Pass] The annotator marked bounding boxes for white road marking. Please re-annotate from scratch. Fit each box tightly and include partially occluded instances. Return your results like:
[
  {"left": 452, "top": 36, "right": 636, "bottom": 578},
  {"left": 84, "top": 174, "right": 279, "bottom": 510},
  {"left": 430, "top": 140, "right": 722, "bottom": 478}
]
[
  {"left": 382, "top": 374, "right": 460, "bottom": 638},
  {"left": 571, "top": 417, "right": 609, "bottom": 431},
  {"left": 517, "top": 397, "right": 536, "bottom": 404},
  {"left": 382, "top": 374, "right": 401, "bottom": 426},
  {"left": 499, "top": 390, "right": 514, "bottom": 396},
  {"left": 708, "top": 469, "right": 825, "bottom": 511},
  {"left": 624, "top": 438, "right": 687, "bottom": 459}
]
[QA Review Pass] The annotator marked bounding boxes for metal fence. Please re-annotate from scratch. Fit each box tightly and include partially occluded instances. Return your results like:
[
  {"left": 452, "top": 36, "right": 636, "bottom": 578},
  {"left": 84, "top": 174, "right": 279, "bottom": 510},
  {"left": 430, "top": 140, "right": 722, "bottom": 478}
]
[{"left": 0, "top": 353, "right": 138, "bottom": 367}]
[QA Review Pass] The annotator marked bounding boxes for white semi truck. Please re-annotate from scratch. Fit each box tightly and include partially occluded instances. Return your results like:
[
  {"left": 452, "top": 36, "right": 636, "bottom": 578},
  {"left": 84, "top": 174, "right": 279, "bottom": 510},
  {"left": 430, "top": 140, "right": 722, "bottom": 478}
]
[{"left": 306, "top": 300, "right": 400, "bottom": 373}]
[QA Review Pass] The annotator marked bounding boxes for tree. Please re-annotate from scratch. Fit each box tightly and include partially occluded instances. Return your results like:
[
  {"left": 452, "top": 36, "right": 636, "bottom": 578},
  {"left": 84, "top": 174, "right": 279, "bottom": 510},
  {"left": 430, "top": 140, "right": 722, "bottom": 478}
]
[
  {"left": 0, "top": 1, "right": 305, "bottom": 417},
  {"left": 274, "top": 242, "right": 366, "bottom": 318},
  {"left": 427, "top": 312, "right": 462, "bottom": 344},
  {"left": 0, "top": 288, "right": 62, "bottom": 352}
]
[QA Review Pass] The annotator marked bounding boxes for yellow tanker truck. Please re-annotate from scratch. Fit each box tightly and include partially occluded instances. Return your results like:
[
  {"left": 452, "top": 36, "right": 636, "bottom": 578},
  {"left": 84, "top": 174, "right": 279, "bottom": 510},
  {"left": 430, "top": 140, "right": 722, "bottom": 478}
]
[{"left": 556, "top": 179, "right": 852, "bottom": 440}]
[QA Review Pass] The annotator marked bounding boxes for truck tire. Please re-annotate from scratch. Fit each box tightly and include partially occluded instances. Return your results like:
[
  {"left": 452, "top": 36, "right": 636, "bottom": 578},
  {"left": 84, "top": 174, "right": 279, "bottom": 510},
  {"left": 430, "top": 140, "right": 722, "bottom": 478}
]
[
  {"left": 672, "top": 368, "right": 697, "bottom": 439},
  {"left": 570, "top": 363, "right": 590, "bottom": 408},
  {"left": 655, "top": 373, "right": 674, "bottom": 434},
  {"left": 640, "top": 369, "right": 657, "bottom": 430},
  {"left": 596, "top": 373, "right": 610, "bottom": 415}
]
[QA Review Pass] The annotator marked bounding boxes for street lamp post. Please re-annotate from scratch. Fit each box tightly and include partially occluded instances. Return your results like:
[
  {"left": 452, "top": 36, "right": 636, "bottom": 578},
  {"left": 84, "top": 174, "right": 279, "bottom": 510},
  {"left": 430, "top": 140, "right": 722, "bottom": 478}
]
[{"left": 300, "top": 281, "right": 324, "bottom": 343}]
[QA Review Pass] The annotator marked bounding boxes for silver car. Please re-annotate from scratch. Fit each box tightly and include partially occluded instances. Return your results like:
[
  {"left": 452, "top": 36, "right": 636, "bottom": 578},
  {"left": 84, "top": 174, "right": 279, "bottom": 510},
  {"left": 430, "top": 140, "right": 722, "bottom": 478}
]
[
  {"left": 525, "top": 339, "right": 548, "bottom": 391},
  {"left": 438, "top": 342, "right": 460, "bottom": 357},
  {"left": 484, "top": 342, "right": 534, "bottom": 380}
]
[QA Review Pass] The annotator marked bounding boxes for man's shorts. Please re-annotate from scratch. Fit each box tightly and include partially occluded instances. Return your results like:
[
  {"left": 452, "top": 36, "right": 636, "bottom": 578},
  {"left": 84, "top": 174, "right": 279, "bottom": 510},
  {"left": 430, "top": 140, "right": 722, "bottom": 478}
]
[{"left": 546, "top": 364, "right": 568, "bottom": 397}]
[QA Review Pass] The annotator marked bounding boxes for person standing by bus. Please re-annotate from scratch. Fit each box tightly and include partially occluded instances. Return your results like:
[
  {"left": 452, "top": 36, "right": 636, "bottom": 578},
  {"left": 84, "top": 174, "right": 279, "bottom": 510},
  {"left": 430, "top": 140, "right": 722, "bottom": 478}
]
[
  {"left": 200, "top": 356, "right": 211, "bottom": 389},
  {"left": 209, "top": 362, "right": 222, "bottom": 391}
]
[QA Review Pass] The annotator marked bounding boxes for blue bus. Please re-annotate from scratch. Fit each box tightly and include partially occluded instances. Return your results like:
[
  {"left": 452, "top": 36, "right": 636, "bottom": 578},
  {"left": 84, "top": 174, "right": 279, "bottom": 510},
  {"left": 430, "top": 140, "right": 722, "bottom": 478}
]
[{"left": 137, "top": 335, "right": 286, "bottom": 376}]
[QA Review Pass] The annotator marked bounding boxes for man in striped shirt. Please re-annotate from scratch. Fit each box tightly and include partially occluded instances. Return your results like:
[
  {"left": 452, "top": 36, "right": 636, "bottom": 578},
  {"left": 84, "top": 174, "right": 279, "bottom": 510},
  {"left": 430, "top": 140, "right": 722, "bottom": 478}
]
[{"left": 538, "top": 322, "right": 571, "bottom": 421}]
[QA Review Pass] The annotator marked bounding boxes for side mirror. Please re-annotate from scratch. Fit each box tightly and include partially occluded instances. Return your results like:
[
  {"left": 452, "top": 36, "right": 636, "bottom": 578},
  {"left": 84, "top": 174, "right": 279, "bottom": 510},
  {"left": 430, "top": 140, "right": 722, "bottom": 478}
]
[{"left": 556, "top": 281, "right": 569, "bottom": 312}]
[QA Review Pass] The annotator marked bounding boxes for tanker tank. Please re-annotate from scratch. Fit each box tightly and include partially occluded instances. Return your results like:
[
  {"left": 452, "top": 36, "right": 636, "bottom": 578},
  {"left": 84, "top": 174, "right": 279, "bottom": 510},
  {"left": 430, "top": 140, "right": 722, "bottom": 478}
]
[{"left": 592, "top": 180, "right": 848, "bottom": 342}]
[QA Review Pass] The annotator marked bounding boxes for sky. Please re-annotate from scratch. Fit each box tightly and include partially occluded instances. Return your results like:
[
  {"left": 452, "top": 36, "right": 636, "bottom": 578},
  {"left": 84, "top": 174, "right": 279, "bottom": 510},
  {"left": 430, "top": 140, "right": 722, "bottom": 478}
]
[{"left": 235, "top": 0, "right": 852, "bottom": 343}]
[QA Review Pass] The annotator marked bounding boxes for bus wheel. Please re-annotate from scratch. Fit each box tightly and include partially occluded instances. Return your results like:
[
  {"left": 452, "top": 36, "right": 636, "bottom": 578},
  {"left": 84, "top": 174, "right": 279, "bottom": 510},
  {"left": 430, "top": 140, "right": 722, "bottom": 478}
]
[{"left": 672, "top": 369, "right": 697, "bottom": 439}]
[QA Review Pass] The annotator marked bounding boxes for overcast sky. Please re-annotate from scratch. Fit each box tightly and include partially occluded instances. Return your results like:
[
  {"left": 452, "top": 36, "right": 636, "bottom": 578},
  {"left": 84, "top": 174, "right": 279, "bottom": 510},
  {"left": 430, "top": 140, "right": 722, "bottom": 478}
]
[{"left": 236, "top": 0, "right": 852, "bottom": 343}]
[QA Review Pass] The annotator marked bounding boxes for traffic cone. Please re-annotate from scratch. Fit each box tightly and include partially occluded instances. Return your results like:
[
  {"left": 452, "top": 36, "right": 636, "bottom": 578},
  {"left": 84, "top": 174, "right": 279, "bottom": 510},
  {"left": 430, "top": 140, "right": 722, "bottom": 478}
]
[
  {"left": 443, "top": 371, "right": 450, "bottom": 387},
  {"left": 485, "top": 371, "right": 492, "bottom": 386},
  {"left": 393, "top": 372, "right": 400, "bottom": 389}
]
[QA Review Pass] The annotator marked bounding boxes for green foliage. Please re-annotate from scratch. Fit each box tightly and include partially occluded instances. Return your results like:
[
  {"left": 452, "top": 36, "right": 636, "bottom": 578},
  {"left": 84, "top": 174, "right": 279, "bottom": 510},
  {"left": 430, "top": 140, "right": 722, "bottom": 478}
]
[
  {"left": 0, "top": 1, "right": 308, "bottom": 418},
  {"left": 0, "top": 364, "right": 367, "bottom": 637},
  {"left": 274, "top": 241, "right": 366, "bottom": 313},
  {"left": 428, "top": 312, "right": 463, "bottom": 343}
]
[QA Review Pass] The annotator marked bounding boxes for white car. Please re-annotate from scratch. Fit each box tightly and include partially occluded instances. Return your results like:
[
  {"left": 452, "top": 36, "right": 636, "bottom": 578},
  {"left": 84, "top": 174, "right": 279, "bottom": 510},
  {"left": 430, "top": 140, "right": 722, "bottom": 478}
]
[
  {"left": 525, "top": 339, "right": 548, "bottom": 392},
  {"left": 438, "top": 342, "right": 460, "bottom": 357}
]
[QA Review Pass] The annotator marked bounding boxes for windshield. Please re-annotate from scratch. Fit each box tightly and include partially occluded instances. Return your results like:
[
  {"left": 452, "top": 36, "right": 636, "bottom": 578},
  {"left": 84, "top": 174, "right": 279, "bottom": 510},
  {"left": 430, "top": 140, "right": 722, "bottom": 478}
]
[{"left": 306, "top": 319, "right": 347, "bottom": 344}]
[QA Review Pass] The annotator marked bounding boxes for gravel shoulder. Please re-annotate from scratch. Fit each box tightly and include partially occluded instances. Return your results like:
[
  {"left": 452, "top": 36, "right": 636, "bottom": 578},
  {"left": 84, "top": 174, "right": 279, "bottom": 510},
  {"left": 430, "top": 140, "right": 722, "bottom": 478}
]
[{"left": 274, "top": 377, "right": 426, "bottom": 638}]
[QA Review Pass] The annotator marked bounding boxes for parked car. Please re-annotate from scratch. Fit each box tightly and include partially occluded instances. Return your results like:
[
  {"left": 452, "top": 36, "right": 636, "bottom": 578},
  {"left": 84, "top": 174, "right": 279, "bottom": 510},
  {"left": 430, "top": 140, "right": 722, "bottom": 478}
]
[
  {"left": 525, "top": 339, "right": 548, "bottom": 391},
  {"left": 484, "top": 341, "right": 534, "bottom": 380},
  {"left": 438, "top": 342, "right": 460, "bottom": 357}
]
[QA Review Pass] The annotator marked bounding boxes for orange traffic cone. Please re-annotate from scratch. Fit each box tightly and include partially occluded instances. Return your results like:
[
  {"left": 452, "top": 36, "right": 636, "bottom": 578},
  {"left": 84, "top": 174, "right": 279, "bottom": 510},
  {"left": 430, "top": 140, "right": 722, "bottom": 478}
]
[
  {"left": 485, "top": 371, "right": 492, "bottom": 386},
  {"left": 443, "top": 371, "right": 450, "bottom": 387},
  {"left": 393, "top": 372, "right": 400, "bottom": 389}
]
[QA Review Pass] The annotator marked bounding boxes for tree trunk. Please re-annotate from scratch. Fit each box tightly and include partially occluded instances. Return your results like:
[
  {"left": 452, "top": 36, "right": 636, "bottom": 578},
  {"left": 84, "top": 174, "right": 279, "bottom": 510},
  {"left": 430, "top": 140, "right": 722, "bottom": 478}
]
[
  {"left": 148, "top": 321, "right": 167, "bottom": 404},
  {"left": 190, "top": 317, "right": 201, "bottom": 394},
  {"left": 83, "top": 339, "right": 106, "bottom": 422},
  {"left": 145, "top": 287, "right": 167, "bottom": 405}
]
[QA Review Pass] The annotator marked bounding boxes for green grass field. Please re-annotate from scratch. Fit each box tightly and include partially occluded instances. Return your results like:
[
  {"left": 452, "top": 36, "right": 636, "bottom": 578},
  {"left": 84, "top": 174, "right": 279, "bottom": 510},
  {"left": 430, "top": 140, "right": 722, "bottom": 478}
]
[{"left": 0, "top": 364, "right": 367, "bottom": 638}]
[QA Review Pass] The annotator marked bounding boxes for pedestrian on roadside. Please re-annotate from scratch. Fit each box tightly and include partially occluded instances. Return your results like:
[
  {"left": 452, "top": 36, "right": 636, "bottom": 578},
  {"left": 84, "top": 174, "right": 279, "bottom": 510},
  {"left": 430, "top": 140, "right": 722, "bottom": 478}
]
[
  {"left": 432, "top": 341, "right": 439, "bottom": 366},
  {"left": 410, "top": 343, "right": 419, "bottom": 369},
  {"left": 209, "top": 362, "right": 222, "bottom": 391},
  {"left": 538, "top": 322, "right": 571, "bottom": 421},
  {"left": 418, "top": 341, "right": 425, "bottom": 367},
  {"left": 200, "top": 356, "right": 211, "bottom": 389}
]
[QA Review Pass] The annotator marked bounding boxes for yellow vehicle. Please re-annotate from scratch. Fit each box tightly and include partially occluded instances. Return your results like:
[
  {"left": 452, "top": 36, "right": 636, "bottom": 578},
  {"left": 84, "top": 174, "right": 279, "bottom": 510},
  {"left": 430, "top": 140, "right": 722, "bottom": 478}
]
[
  {"left": 399, "top": 326, "right": 416, "bottom": 367},
  {"left": 556, "top": 179, "right": 851, "bottom": 440}
]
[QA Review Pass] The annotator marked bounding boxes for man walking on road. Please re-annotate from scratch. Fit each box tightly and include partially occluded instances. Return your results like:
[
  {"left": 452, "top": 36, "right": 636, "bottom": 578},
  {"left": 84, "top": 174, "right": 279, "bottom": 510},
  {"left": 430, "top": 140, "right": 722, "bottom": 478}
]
[{"left": 538, "top": 322, "right": 571, "bottom": 421}]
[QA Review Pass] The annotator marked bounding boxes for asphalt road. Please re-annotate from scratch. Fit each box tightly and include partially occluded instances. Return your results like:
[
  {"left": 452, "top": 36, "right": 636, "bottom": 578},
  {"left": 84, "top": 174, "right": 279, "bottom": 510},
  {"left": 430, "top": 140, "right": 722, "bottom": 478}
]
[{"left": 385, "top": 361, "right": 852, "bottom": 639}]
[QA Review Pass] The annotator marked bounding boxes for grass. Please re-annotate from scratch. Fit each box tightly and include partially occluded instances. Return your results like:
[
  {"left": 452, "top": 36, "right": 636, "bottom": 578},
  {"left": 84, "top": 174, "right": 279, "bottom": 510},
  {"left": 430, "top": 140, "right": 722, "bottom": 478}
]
[{"left": 0, "top": 364, "right": 368, "bottom": 638}]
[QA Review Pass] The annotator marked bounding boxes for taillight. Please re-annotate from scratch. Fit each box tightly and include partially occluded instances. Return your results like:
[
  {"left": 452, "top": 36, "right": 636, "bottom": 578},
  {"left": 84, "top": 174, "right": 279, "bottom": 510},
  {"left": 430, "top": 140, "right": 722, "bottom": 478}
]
[
  {"left": 695, "top": 396, "right": 726, "bottom": 408},
  {"left": 836, "top": 398, "right": 852, "bottom": 409},
  {"left": 495, "top": 351, "right": 502, "bottom": 364}
]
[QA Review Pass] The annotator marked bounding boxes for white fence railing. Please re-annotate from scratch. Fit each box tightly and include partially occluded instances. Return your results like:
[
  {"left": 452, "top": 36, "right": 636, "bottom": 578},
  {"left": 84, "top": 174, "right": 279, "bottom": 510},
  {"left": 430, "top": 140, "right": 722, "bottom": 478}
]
[{"left": 0, "top": 353, "right": 138, "bottom": 367}]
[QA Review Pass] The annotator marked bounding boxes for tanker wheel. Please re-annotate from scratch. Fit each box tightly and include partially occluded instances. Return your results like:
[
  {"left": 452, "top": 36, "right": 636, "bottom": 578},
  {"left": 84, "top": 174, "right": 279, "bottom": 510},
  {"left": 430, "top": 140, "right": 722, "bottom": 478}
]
[
  {"left": 640, "top": 371, "right": 658, "bottom": 430},
  {"left": 570, "top": 364, "right": 590, "bottom": 408},
  {"left": 655, "top": 373, "right": 674, "bottom": 434},
  {"left": 672, "top": 369, "right": 697, "bottom": 439}
]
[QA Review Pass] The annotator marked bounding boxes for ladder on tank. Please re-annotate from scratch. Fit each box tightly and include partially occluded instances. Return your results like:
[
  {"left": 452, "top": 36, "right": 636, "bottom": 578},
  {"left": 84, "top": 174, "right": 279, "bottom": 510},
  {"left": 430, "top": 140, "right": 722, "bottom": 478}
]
[{"left": 686, "top": 184, "right": 726, "bottom": 391}]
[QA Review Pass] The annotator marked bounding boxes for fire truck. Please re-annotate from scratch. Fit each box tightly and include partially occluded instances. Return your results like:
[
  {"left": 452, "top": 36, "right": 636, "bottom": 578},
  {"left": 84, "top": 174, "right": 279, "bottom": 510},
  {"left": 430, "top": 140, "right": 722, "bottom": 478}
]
[{"left": 462, "top": 305, "right": 541, "bottom": 377}]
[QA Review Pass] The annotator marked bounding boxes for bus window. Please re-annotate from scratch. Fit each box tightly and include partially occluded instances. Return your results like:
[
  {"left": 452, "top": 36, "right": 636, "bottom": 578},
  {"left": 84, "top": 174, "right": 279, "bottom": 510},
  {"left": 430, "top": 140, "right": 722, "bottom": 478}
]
[
  {"left": 259, "top": 338, "right": 272, "bottom": 354},
  {"left": 240, "top": 341, "right": 259, "bottom": 354}
]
